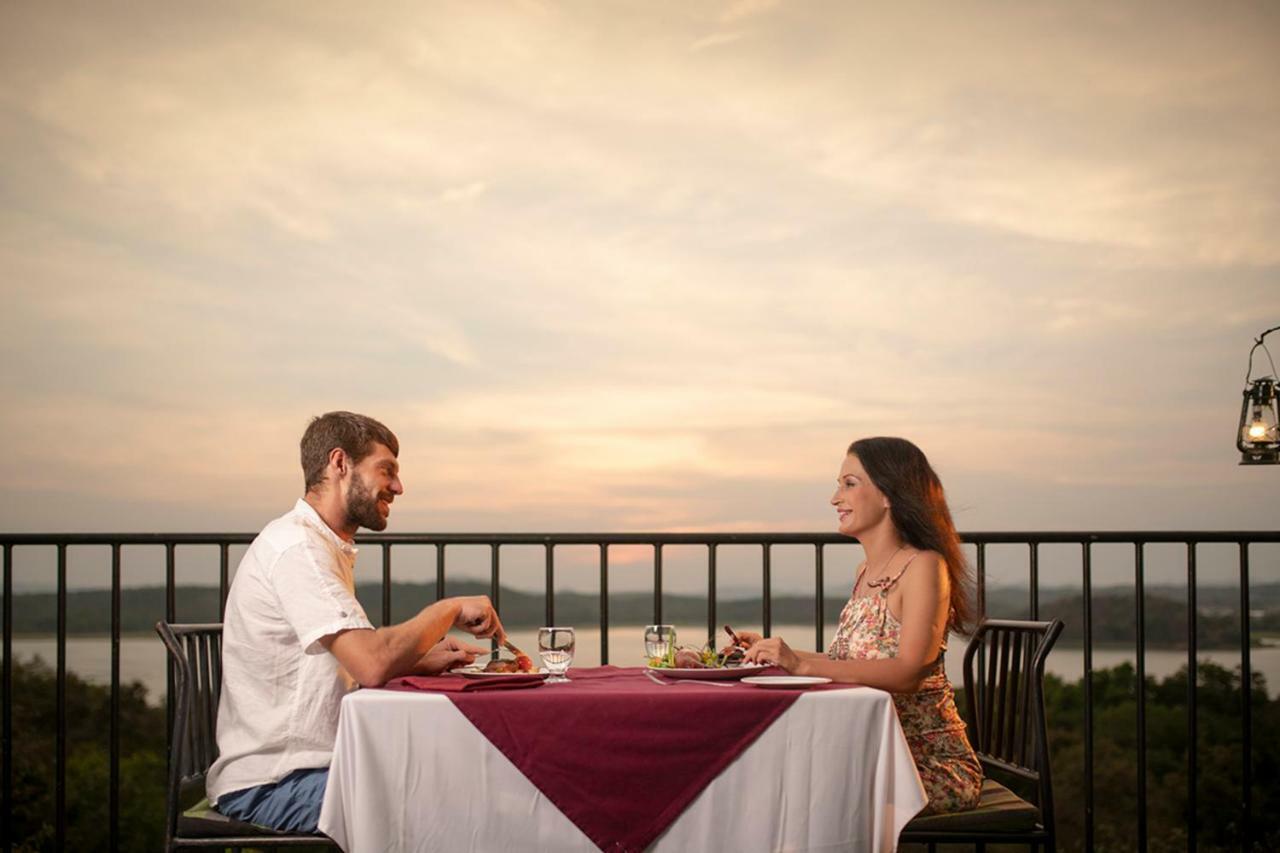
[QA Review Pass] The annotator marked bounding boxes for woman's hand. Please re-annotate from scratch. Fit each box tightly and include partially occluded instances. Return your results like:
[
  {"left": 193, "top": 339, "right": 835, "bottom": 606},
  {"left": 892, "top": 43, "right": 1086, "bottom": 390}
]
[{"left": 744, "top": 636, "right": 802, "bottom": 673}]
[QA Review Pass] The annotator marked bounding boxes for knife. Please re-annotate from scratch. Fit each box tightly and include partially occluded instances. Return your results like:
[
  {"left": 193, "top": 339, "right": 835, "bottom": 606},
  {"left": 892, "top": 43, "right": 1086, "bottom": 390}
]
[
  {"left": 502, "top": 638, "right": 535, "bottom": 671},
  {"left": 724, "top": 624, "right": 744, "bottom": 647}
]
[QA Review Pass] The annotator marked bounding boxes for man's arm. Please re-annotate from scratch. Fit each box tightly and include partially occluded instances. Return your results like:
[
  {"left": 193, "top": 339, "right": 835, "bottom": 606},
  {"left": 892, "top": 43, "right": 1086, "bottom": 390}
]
[{"left": 321, "top": 595, "right": 502, "bottom": 687}]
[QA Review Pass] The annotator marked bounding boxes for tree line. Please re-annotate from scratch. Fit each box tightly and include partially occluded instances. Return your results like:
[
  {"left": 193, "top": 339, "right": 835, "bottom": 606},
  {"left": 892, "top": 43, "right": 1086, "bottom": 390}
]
[{"left": 9, "top": 581, "right": 1274, "bottom": 648}]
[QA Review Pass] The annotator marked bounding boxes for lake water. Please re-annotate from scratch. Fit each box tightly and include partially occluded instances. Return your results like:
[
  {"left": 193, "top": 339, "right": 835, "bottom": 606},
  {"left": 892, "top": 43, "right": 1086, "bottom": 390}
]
[{"left": 10, "top": 626, "right": 1279, "bottom": 705}]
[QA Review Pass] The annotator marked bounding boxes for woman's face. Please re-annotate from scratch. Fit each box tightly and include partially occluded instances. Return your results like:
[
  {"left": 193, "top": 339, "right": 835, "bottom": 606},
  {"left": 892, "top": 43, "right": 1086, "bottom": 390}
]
[{"left": 830, "top": 453, "right": 890, "bottom": 537}]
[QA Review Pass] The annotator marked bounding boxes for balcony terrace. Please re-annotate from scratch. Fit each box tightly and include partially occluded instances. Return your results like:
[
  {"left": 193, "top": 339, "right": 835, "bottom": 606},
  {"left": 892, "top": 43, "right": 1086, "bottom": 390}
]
[{"left": 3, "top": 529, "right": 1278, "bottom": 852}]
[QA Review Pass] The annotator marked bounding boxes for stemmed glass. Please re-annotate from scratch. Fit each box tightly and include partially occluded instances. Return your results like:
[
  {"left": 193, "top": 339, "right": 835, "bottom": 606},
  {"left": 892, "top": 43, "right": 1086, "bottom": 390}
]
[
  {"left": 537, "top": 627, "right": 575, "bottom": 684},
  {"left": 644, "top": 625, "right": 676, "bottom": 663}
]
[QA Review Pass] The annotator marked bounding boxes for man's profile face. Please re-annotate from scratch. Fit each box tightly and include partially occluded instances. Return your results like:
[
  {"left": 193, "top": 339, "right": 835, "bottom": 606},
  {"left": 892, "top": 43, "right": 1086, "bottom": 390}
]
[{"left": 342, "top": 443, "right": 403, "bottom": 532}]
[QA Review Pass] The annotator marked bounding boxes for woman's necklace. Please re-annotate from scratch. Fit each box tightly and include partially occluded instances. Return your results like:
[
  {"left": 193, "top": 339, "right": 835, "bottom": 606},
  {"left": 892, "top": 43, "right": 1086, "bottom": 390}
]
[{"left": 863, "top": 545, "right": 907, "bottom": 591}]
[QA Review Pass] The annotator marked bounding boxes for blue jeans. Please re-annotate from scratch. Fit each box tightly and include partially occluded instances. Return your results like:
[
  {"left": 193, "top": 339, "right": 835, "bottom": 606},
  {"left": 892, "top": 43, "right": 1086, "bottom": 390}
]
[{"left": 218, "top": 767, "right": 330, "bottom": 833}]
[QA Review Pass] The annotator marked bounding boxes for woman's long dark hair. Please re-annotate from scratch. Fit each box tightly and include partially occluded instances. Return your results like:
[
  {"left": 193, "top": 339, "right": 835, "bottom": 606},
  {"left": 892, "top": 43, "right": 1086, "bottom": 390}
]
[{"left": 849, "top": 436, "right": 975, "bottom": 633}]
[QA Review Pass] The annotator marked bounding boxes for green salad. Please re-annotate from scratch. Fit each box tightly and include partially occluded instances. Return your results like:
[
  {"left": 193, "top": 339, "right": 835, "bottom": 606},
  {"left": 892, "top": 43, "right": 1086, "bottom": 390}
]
[{"left": 647, "top": 642, "right": 740, "bottom": 669}]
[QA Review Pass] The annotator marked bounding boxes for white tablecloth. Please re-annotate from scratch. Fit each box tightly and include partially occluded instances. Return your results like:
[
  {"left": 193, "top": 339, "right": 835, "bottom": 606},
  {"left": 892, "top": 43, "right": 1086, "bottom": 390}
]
[{"left": 319, "top": 684, "right": 926, "bottom": 852}]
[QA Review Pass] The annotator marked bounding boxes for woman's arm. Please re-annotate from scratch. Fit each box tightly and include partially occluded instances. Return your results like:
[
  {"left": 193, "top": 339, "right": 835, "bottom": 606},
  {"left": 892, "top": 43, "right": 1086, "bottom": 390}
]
[
  {"left": 731, "top": 629, "right": 826, "bottom": 660},
  {"left": 745, "top": 552, "right": 951, "bottom": 693}
]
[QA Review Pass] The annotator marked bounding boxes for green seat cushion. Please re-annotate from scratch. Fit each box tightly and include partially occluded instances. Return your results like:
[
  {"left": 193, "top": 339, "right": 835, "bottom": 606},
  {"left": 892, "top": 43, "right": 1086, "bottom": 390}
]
[
  {"left": 178, "top": 796, "right": 291, "bottom": 839},
  {"left": 903, "top": 778, "right": 1041, "bottom": 833}
]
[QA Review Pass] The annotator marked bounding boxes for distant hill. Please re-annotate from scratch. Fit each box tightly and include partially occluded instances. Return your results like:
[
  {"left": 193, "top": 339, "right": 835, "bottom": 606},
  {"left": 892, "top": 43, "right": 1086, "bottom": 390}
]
[
  {"left": 1000, "top": 583, "right": 1280, "bottom": 611},
  {"left": 9, "top": 580, "right": 837, "bottom": 637},
  {"left": 10, "top": 582, "right": 1279, "bottom": 648}
]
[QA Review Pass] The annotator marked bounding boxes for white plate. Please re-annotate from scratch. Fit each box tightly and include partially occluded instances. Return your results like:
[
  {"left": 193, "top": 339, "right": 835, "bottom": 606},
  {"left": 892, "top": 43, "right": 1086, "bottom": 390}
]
[
  {"left": 645, "top": 663, "right": 769, "bottom": 681},
  {"left": 741, "top": 676, "right": 831, "bottom": 689},
  {"left": 453, "top": 668, "right": 548, "bottom": 680}
]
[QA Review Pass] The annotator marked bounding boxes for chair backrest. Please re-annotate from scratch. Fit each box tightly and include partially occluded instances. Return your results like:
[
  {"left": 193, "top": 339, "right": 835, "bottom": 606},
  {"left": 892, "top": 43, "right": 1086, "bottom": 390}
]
[
  {"left": 961, "top": 618, "right": 1064, "bottom": 823},
  {"left": 155, "top": 622, "right": 224, "bottom": 842}
]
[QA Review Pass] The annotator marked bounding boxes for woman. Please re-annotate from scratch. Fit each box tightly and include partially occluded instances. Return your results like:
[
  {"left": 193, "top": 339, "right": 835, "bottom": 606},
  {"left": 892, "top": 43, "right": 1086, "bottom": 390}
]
[{"left": 742, "top": 436, "right": 982, "bottom": 815}]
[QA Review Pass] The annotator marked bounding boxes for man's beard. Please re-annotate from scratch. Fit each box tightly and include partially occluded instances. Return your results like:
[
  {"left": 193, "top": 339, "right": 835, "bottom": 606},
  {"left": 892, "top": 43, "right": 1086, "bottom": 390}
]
[{"left": 345, "top": 471, "right": 389, "bottom": 532}]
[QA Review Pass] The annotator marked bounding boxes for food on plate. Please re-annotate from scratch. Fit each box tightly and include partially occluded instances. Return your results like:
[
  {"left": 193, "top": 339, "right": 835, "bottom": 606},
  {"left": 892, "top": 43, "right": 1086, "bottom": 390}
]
[
  {"left": 673, "top": 648, "right": 705, "bottom": 668},
  {"left": 500, "top": 638, "right": 535, "bottom": 673},
  {"left": 648, "top": 626, "right": 754, "bottom": 669},
  {"left": 483, "top": 659, "right": 522, "bottom": 673},
  {"left": 483, "top": 655, "right": 534, "bottom": 673}
]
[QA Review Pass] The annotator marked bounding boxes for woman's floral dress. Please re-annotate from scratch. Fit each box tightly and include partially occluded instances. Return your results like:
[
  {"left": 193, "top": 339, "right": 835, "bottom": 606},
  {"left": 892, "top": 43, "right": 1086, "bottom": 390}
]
[{"left": 827, "top": 555, "right": 982, "bottom": 815}]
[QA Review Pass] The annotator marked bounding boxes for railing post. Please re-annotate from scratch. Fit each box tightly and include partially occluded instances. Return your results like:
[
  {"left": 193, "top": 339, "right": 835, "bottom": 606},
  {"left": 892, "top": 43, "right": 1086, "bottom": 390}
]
[
  {"left": 110, "top": 543, "right": 122, "bottom": 853},
  {"left": 1029, "top": 542, "right": 1039, "bottom": 620},
  {"left": 599, "top": 544, "right": 609, "bottom": 665},
  {"left": 477, "top": 544, "right": 498, "bottom": 656},
  {"left": 218, "top": 543, "right": 230, "bottom": 619},
  {"left": 814, "top": 544, "right": 825, "bottom": 653},
  {"left": 1238, "top": 541, "right": 1252, "bottom": 853},
  {"left": 976, "top": 542, "right": 987, "bottom": 618},
  {"left": 762, "top": 543, "right": 772, "bottom": 639},
  {"left": 1083, "top": 540, "right": 1094, "bottom": 853},
  {"left": 545, "top": 543, "right": 555, "bottom": 628},
  {"left": 56, "top": 543, "right": 66, "bottom": 852},
  {"left": 165, "top": 542, "right": 176, "bottom": 622},
  {"left": 435, "top": 542, "right": 446, "bottom": 600},
  {"left": 382, "top": 544, "right": 393, "bottom": 626},
  {"left": 976, "top": 542, "right": 987, "bottom": 697},
  {"left": 706, "top": 544, "right": 717, "bottom": 647},
  {"left": 163, "top": 540, "right": 176, "bottom": 815},
  {"left": 1186, "top": 542, "right": 1198, "bottom": 853},
  {"left": 490, "top": 543, "right": 500, "bottom": 627},
  {"left": 2, "top": 543, "right": 11, "bottom": 852},
  {"left": 653, "top": 544, "right": 663, "bottom": 626},
  {"left": 1135, "top": 542, "right": 1147, "bottom": 853}
]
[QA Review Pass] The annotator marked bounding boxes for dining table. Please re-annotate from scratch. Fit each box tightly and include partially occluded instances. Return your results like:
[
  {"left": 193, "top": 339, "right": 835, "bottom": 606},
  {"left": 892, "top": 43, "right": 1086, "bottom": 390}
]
[{"left": 317, "top": 665, "right": 927, "bottom": 852}]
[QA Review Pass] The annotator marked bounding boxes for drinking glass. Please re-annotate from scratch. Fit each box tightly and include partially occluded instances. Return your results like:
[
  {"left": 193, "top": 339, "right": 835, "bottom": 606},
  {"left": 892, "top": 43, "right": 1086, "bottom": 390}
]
[
  {"left": 537, "top": 627, "right": 575, "bottom": 684},
  {"left": 644, "top": 625, "right": 676, "bottom": 662}
]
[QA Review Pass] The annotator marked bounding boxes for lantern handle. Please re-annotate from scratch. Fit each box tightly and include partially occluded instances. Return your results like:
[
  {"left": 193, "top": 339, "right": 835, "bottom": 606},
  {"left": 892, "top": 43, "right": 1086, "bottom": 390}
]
[{"left": 1243, "top": 324, "right": 1279, "bottom": 385}]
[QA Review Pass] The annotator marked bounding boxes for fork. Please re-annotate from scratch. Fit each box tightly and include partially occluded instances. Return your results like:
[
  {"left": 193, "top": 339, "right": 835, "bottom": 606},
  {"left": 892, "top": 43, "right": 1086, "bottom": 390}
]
[{"left": 644, "top": 669, "right": 735, "bottom": 688}]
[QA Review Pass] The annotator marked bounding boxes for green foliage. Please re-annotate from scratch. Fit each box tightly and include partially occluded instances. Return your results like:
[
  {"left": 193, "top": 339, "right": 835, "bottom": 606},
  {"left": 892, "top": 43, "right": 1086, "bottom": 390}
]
[
  {"left": 1, "top": 656, "right": 166, "bottom": 852},
  {"left": 1041, "top": 661, "right": 1280, "bottom": 852}
]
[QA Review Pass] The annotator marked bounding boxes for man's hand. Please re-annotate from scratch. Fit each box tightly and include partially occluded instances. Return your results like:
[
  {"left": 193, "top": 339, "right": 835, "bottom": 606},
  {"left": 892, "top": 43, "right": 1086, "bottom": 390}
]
[
  {"left": 453, "top": 595, "right": 505, "bottom": 640},
  {"left": 417, "top": 637, "right": 490, "bottom": 675}
]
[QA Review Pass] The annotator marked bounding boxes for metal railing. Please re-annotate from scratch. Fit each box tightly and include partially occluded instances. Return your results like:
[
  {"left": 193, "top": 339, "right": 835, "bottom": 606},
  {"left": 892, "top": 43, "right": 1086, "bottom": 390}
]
[{"left": 2, "top": 529, "right": 1277, "bottom": 852}]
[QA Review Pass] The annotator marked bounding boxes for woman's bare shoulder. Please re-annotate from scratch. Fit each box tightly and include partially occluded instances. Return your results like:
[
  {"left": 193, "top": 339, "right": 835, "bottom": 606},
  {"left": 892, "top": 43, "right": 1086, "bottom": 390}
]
[
  {"left": 905, "top": 549, "right": 943, "bottom": 572},
  {"left": 900, "top": 550, "right": 946, "bottom": 591}
]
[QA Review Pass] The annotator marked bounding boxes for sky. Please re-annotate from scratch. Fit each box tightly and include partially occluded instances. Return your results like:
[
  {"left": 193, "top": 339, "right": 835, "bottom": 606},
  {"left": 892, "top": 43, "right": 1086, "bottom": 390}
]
[{"left": 2, "top": 0, "right": 1279, "bottom": 588}]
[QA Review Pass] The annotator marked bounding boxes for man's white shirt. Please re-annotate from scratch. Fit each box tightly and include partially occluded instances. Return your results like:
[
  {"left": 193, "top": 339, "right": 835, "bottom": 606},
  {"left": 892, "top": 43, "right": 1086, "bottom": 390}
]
[{"left": 207, "top": 499, "right": 374, "bottom": 804}]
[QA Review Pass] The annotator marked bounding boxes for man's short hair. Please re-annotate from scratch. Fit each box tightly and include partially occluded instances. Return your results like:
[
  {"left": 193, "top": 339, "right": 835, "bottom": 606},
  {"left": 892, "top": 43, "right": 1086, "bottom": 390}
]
[{"left": 300, "top": 411, "right": 399, "bottom": 493}]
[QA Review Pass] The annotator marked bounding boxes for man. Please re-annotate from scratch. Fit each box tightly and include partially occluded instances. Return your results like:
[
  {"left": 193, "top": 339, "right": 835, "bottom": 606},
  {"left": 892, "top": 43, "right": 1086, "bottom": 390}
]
[{"left": 207, "top": 411, "right": 503, "bottom": 833}]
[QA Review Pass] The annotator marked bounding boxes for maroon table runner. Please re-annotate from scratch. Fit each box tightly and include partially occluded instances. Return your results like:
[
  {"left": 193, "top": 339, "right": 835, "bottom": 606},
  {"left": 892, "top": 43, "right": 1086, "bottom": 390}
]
[
  {"left": 383, "top": 673, "right": 547, "bottom": 692},
  {"left": 431, "top": 666, "right": 803, "bottom": 852}
]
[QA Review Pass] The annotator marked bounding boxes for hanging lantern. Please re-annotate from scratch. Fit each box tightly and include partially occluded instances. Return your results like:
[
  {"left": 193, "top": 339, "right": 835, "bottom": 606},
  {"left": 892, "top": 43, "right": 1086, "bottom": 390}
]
[
  {"left": 1237, "top": 326, "right": 1280, "bottom": 465},
  {"left": 1238, "top": 377, "right": 1279, "bottom": 464}
]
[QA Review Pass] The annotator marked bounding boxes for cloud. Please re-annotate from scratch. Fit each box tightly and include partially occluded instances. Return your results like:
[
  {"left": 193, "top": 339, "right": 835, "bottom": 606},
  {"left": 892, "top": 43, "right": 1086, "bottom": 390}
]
[
  {"left": 438, "top": 181, "right": 489, "bottom": 204},
  {"left": 690, "top": 31, "right": 746, "bottom": 52},
  {"left": 1, "top": 1, "right": 1277, "bottom": 540},
  {"left": 719, "top": 0, "right": 783, "bottom": 24}
]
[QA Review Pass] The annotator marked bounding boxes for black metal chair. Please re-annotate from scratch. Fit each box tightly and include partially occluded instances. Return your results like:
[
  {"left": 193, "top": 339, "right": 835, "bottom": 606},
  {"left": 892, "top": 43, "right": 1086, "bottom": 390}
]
[
  {"left": 899, "top": 617, "right": 1065, "bottom": 853},
  {"left": 155, "top": 621, "right": 339, "bottom": 851}
]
